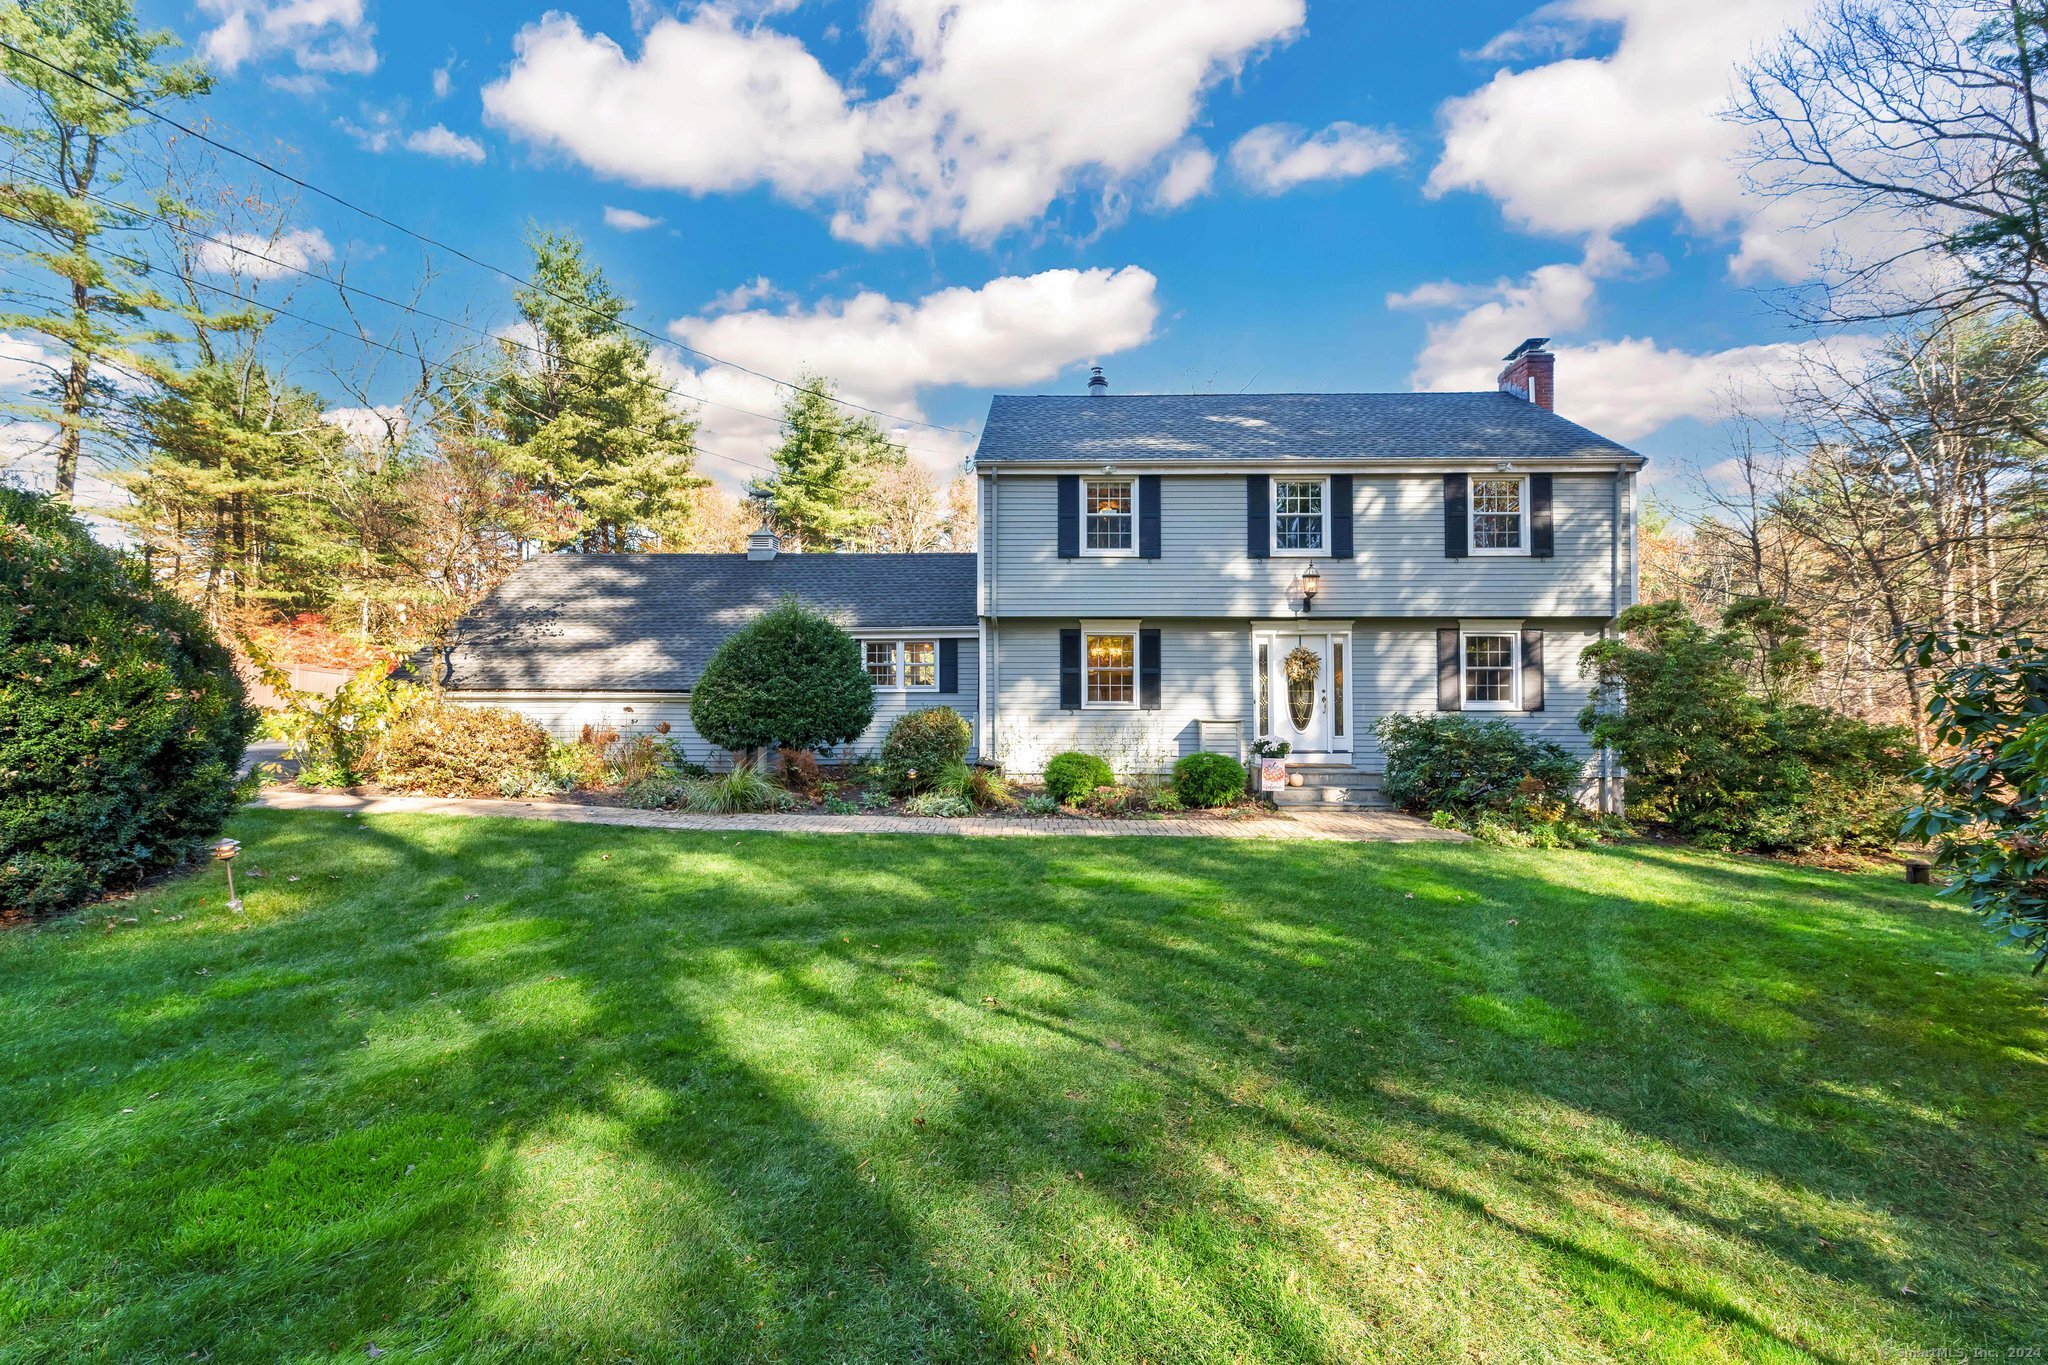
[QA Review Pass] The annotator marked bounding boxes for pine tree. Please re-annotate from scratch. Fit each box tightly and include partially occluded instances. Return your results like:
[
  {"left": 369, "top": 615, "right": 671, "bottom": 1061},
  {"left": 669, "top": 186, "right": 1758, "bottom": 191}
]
[
  {"left": 756, "top": 373, "right": 904, "bottom": 551},
  {"left": 122, "top": 354, "right": 348, "bottom": 624},
  {"left": 0, "top": 0, "right": 208, "bottom": 503},
  {"left": 485, "top": 231, "right": 700, "bottom": 552}
]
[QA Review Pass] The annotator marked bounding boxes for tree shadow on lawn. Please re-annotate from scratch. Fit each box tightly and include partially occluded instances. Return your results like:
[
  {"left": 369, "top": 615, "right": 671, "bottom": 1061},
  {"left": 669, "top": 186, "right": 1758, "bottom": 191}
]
[
  {"left": 2, "top": 811, "right": 2044, "bottom": 1361},
  {"left": 759, "top": 834, "right": 2048, "bottom": 1349}
]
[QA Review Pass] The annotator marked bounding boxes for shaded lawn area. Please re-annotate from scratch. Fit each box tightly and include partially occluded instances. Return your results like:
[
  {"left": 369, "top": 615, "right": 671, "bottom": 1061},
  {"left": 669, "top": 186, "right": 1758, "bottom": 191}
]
[{"left": 2, "top": 812, "right": 2045, "bottom": 1363}]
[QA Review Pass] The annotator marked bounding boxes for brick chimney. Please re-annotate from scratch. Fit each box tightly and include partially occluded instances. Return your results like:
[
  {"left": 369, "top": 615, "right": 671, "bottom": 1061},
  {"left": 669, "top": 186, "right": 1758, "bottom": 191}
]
[{"left": 1497, "top": 338, "right": 1554, "bottom": 411}]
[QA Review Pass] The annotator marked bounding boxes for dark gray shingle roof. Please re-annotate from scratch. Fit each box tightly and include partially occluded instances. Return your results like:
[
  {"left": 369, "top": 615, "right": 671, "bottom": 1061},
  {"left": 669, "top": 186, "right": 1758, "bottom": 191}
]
[
  {"left": 972, "top": 392, "right": 1641, "bottom": 465},
  {"left": 418, "top": 552, "right": 975, "bottom": 693}
]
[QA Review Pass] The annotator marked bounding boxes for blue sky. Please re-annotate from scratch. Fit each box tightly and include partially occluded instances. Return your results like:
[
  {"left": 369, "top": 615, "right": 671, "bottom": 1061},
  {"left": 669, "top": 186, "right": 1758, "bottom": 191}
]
[{"left": 107, "top": 0, "right": 1833, "bottom": 495}]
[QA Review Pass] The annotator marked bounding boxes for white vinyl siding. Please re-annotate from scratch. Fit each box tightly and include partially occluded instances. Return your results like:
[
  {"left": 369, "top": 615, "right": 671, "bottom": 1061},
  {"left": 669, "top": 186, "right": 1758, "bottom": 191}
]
[
  {"left": 986, "top": 472, "right": 1628, "bottom": 617},
  {"left": 984, "top": 618, "right": 1605, "bottom": 785},
  {"left": 447, "top": 639, "right": 980, "bottom": 767}
]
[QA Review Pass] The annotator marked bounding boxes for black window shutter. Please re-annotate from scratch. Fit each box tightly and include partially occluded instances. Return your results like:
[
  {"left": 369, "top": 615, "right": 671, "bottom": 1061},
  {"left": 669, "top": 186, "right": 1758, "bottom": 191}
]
[
  {"left": 1521, "top": 628, "right": 1545, "bottom": 712},
  {"left": 1530, "top": 473, "right": 1553, "bottom": 558},
  {"left": 1331, "top": 474, "right": 1354, "bottom": 559},
  {"left": 1247, "top": 475, "right": 1270, "bottom": 558},
  {"left": 939, "top": 638, "right": 959, "bottom": 694},
  {"left": 1139, "top": 628, "right": 1162, "bottom": 710},
  {"left": 1059, "top": 628, "right": 1082, "bottom": 710},
  {"left": 1444, "top": 474, "right": 1469, "bottom": 558},
  {"left": 1057, "top": 476, "right": 1080, "bottom": 558},
  {"left": 1437, "top": 627, "right": 1462, "bottom": 711},
  {"left": 1138, "top": 475, "right": 1162, "bottom": 559}
]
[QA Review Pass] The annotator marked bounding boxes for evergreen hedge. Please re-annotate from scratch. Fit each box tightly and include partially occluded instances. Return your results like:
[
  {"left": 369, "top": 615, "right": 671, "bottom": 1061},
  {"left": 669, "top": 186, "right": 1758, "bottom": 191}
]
[{"left": 0, "top": 490, "right": 255, "bottom": 914}]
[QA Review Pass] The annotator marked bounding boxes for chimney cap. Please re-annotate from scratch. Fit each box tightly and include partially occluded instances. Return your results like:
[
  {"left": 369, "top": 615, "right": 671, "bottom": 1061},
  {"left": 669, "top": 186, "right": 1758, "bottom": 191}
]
[
  {"left": 1087, "top": 365, "right": 1108, "bottom": 395},
  {"left": 1502, "top": 337, "right": 1551, "bottom": 363}
]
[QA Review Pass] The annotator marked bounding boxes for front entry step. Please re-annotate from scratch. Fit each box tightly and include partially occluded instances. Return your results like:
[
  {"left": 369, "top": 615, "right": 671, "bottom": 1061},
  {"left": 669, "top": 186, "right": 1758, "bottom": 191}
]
[{"left": 1263, "top": 767, "right": 1392, "bottom": 810}]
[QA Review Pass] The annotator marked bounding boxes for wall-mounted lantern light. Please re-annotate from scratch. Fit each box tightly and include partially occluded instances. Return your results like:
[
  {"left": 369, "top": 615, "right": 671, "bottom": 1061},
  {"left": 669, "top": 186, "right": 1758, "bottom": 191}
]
[{"left": 1298, "top": 561, "right": 1321, "bottom": 613}]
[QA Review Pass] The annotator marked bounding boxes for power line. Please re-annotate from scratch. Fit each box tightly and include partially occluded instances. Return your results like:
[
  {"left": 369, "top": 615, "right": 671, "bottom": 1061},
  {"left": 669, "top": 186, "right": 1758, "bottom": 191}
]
[
  {"left": 7, "top": 159, "right": 961, "bottom": 472},
  {"left": 20, "top": 230, "right": 786, "bottom": 480},
  {"left": 0, "top": 35, "right": 979, "bottom": 442}
]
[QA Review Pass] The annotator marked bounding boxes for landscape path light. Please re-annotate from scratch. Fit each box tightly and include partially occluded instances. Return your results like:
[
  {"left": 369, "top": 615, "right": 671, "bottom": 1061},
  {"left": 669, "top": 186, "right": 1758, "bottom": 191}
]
[{"left": 212, "top": 838, "right": 244, "bottom": 913}]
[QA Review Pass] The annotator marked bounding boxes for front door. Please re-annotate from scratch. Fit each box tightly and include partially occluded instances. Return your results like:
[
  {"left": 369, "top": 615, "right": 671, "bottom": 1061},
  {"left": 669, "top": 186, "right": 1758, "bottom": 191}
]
[{"left": 1257, "top": 629, "right": 1348, "bottom": 759}]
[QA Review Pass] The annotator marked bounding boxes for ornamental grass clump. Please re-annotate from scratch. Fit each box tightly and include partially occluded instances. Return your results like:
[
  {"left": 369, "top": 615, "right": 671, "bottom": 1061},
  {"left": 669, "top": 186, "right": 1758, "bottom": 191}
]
[
  {"left": 0, "top": 490, "right": 256, "bottom": 915},
  {"left": 681, "top": 763, "right": 790, "bottom": 814}
]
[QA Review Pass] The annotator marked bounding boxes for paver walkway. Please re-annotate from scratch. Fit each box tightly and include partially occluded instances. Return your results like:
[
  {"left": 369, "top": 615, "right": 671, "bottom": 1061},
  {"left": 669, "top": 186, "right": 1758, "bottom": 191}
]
[{"left": 251, "top": 788, "right": 1467, "bottom": 842}]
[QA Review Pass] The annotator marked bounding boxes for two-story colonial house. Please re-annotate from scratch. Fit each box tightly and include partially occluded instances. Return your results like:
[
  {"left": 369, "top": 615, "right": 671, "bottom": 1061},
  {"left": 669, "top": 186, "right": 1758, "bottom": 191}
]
[{"left": 425, "top": 341, "right": 1640, "bottom": 809}]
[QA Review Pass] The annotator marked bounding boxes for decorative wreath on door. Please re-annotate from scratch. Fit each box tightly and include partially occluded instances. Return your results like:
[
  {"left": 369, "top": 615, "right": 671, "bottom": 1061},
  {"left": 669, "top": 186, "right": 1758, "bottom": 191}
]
[{"left": 1283, "top": 646, "right": 1321, "bottom": 730}]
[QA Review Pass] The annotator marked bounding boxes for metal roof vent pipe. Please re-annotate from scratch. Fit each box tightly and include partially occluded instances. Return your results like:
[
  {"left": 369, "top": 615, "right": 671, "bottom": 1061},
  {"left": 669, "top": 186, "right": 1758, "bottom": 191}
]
[{"left": 1088, "top": 365, "right": 1108, "bottom": 396}]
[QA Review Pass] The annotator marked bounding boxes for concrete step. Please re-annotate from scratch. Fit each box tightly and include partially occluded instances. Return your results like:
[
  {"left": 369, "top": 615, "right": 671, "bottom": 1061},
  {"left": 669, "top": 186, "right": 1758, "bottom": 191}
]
[
  {"left": 1287, "top": 767, "right": 1383, "bottom": 790},
  {"left": 1267, "top": 783, "right": 1392, "bottom": 810}
]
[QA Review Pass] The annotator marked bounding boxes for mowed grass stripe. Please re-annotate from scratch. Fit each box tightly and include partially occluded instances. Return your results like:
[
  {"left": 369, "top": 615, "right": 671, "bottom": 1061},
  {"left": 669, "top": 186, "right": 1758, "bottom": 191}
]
[{"left": 0, "top": 809, "right": 2042, "bottom": 1362}]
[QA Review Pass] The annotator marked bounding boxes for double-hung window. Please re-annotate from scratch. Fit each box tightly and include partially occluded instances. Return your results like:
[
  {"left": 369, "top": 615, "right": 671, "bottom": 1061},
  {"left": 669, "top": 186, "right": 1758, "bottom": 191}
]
[
  {"left": 860, "top": 640, "right": 938, "bottom": 691},
  {"left": 1462, "top": 632, "right": 1520, "bottom": 710},
  {"left": 1272, "top": 478, "right": 1326, "bottom": 554},
  {"left": 1470, "top": 476, "right": 1528, "bottom": 554},
  {"left": 902, "top": 640, "right": 937, "bottom": 689},
  {"left": 1083, "top": 478, "right": 1135, "bottom": 555},
  {"left": 864, "top": 640, "right": 897, "bottom": 688},
  {"left": 1084, "top": 628, "right": 1137, "bottom": 708}
]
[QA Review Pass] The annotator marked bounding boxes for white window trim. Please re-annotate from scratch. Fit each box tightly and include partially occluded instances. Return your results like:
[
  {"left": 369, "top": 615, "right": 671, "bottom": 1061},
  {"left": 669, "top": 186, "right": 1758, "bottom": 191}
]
[
  {"left": 858, "top": 637, "right": 941, "bottom": 692},
  {"left": 1460, "top": 628, "right": 1522, "bottom": 711},
  {"left": 1080, "top": 477, "right": 1138, "bottom": 558},
  {"left": 1270, "top": 475, "right": 1329, "bottom": 558},
  {"left": 1081, "top": 618, "right": 1140, "bottom": 711},
  {"left": 1469, "top": 473, "right": 1531, "bottom": 557}
]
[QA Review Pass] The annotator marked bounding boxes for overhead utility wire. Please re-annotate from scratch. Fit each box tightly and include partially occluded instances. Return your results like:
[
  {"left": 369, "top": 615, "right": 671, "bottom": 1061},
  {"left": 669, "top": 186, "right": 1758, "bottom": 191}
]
[{"left": 0, "top": 35, "right": 979, "bottom": 442}]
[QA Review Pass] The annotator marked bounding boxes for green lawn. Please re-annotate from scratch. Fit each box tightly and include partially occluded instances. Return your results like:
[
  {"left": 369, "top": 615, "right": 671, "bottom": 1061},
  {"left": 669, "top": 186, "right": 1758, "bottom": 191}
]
[{"left": 2, "top": 812, "right": 2044, "bottom": 1363}]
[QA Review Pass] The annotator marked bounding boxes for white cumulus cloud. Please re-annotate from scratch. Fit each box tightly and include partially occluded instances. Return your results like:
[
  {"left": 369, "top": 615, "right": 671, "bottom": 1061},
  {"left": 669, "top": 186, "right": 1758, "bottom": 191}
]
[
  {"left": 1152, "top": 145, "right": 1218, "bottom": 209},
  {"left": 659, "top": 266, "right": 1160, "bottom": 487},
  {"left": 483, "top": 0, "right": 1308, "bottom": 245},
  {"left": 1389, "top": 240, "right": 1861, "bottom": 441},
  {"left": 1229, "top": 121, "right": 1405, "bottom": 194},
  {"left": 403, "top": 124, "right": 486, "bottom": 162},
  {"left": 194, "top": 228, "right": 336, "bottom": 281},
  {"left": 1429, "top": 0, "right": 1812, "bottom": 258},
  {"left": 603, "top": 206, "right": 665, "bottom": 232},
  {"left": 197, "top": 0, "right": 378, "bottom": 78}
]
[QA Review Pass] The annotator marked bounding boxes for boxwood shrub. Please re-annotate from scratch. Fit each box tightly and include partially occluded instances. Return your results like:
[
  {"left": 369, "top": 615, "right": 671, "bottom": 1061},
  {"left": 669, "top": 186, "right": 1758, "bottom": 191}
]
[
  {"left": 1043, "top": 751, "right": 1114, "bottom": 805},
  {"left": 1, "top": 490, "right": 255, "bottom": 915},
  {"left": 1172, "top": 752, "right": 1246, "bottom": 808}
]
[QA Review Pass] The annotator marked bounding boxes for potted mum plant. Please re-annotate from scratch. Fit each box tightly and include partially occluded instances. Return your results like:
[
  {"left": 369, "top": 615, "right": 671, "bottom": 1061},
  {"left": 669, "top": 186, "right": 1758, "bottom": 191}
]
[{"left": 1248, "top": 736, "right": 1292, "bottom": 795}]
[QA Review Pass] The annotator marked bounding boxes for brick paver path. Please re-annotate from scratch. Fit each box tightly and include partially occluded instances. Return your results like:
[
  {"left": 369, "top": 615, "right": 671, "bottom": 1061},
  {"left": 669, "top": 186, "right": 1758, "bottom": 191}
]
[{"left": 251, "top": 789, "right": 1467, "bottom": 842}]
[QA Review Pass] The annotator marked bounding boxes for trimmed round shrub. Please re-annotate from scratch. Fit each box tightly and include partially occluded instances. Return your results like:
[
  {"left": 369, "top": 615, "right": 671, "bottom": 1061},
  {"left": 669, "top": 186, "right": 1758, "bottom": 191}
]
[
  {"left": 378, "top": 700, "right": 551, "bottom": 797},
  {"left": 1, "top": 489, "right": 256, "bottom": 915},
  {"left": 881, "top": 706, "right": 972, "bottom": 793},
  {"left": 690, "top": 598, "right": 875, "bottom": 755},
  {"left": 1173, "top": 752, "right": 1247, "bottom": 808},
  {"left": 1043, "top": 751, "right": 1113, "bottom": 805}
]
